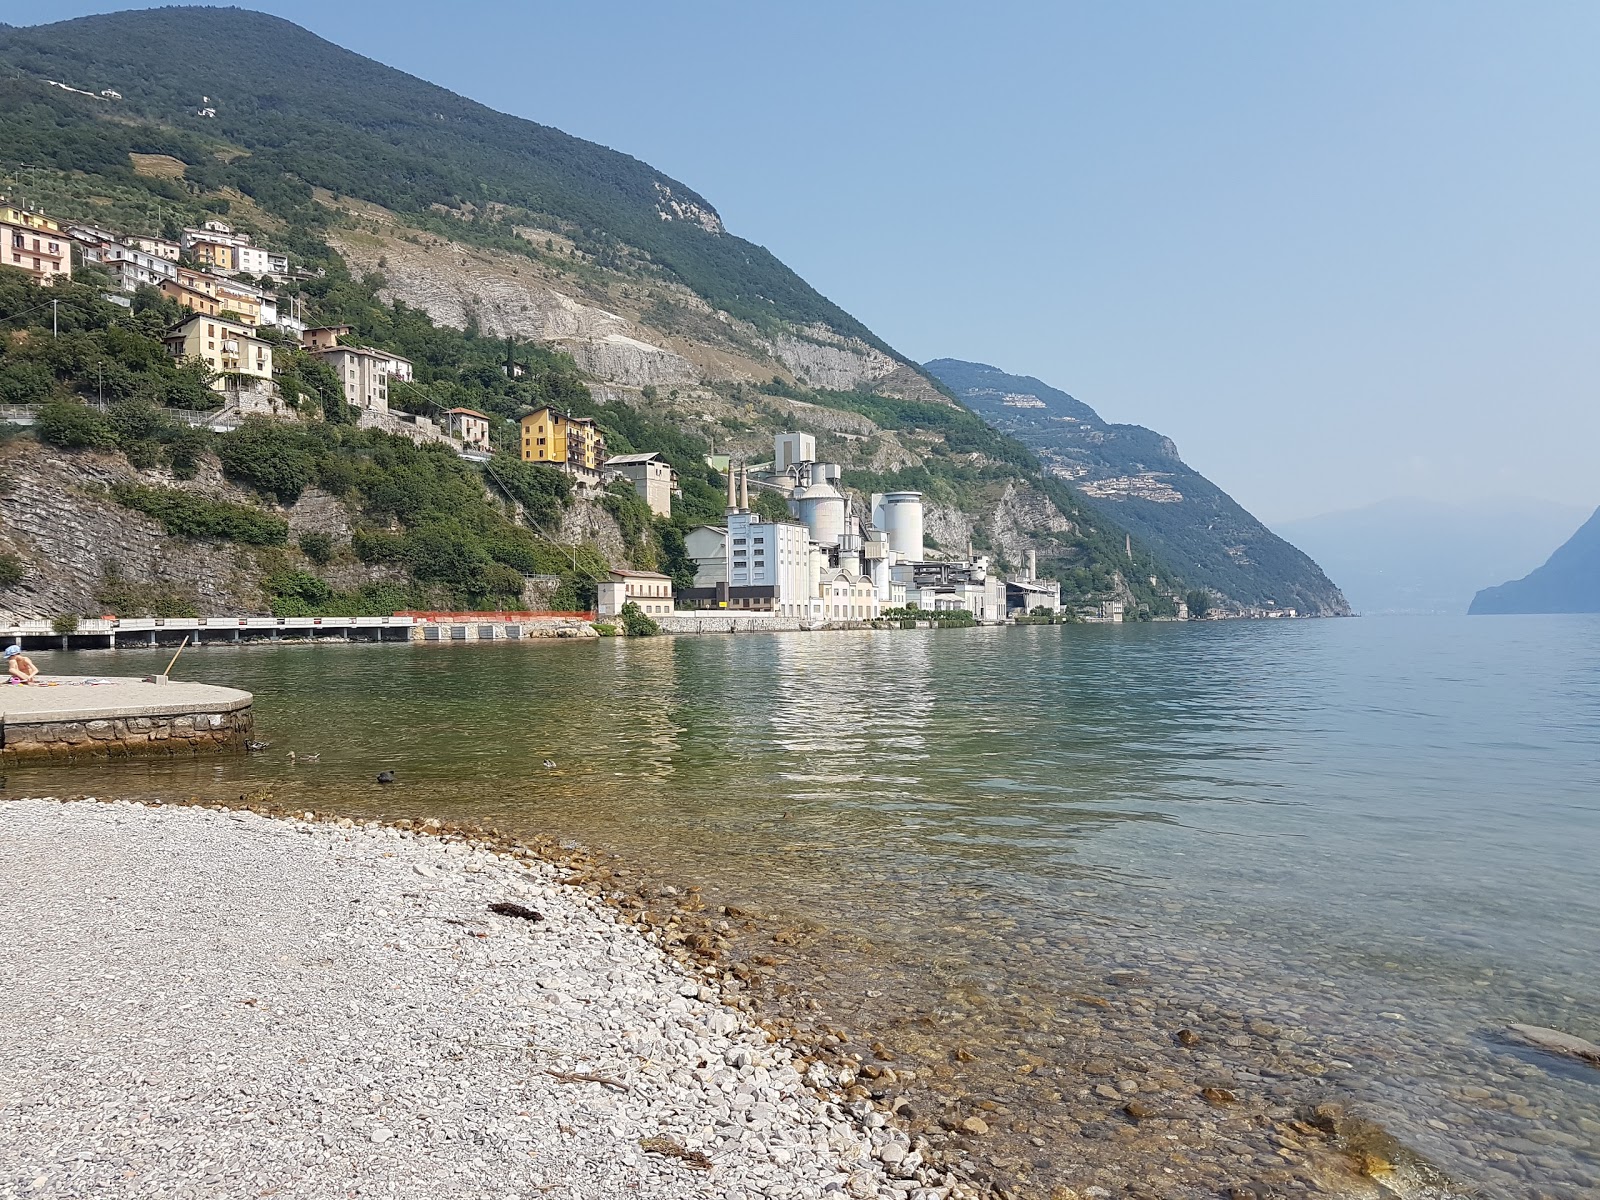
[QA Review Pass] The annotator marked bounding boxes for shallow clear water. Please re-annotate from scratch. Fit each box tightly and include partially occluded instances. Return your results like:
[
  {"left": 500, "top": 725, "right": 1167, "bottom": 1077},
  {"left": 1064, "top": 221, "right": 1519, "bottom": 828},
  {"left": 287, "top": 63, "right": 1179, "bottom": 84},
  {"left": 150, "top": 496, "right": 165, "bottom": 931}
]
[{"left": 9, "top": 616, "right": 1598, "bottom": 1196}]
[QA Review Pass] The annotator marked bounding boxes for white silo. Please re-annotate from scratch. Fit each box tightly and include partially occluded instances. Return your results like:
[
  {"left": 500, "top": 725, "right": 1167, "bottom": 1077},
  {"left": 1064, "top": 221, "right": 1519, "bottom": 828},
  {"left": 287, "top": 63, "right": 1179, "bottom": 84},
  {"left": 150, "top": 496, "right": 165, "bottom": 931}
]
[
  {"left": 875, "top": 491, "right": 924, "bottom": 563},
  {"left": 795, "top": 479, "right": 846, "bottom": 546}
]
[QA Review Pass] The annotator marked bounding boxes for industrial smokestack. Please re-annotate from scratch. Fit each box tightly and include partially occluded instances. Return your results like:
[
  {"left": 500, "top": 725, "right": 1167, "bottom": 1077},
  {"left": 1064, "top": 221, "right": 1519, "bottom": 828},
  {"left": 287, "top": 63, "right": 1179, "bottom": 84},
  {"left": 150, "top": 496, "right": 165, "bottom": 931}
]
[
  {"left": 726, "top": 464, "right": 737, "bottom": 512},
  {"left": 739, "top": 465, "right": 749, "bottom": 512},
  {"left": 1027, "top": 549, "right": 1036, "bottom": 581}
]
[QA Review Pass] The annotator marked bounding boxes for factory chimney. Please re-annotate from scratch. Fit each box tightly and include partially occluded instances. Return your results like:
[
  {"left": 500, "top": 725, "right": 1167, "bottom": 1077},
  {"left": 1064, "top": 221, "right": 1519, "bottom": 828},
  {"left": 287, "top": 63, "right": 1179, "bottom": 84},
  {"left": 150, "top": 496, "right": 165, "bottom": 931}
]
[
  {"left": 1027, "top": 548, "right": 1036, "bottom": 581},
  {"left": 725, "top": 464, "right": 737, "bottom": 513},
  {"left": 739, "top": 465, "right": 749, "bottom": 512}
]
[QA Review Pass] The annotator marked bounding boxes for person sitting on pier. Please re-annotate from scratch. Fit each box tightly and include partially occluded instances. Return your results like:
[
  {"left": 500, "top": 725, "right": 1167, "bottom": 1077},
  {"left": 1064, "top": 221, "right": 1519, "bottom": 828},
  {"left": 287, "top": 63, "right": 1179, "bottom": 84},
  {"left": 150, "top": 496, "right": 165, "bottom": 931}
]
[{"left": 4, "top": 645, "right": 40, "bottom": 685}]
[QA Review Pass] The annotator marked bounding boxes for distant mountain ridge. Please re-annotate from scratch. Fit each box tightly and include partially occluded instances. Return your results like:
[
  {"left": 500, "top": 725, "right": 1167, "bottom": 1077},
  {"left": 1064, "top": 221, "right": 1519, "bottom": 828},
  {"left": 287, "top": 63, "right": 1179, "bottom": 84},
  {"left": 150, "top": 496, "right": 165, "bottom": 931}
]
[
  {"left": 924, "top": 360, "right": 1349, "bottom": 615},
  {"left": 1279, "top": 497, "right": 1592, "bottom": 615},
  {"left": 1470, "top": 506, "right": 1600, "bottom": 614}
]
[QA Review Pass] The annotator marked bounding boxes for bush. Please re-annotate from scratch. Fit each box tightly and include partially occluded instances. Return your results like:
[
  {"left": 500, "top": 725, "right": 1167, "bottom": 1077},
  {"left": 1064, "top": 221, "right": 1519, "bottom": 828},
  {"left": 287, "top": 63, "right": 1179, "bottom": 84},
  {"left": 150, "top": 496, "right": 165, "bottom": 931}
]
[
  {"left": 593, "top": 622, "right": 618, "bottom": 637},
  {"left": 110, "top": 483, "right": 289, "bottom": 545},
  {"left": 0, "top": 552, "right": 24, "bottom": 589},
  {"left": 37, "top": 400, "right": 117, "bottom": 451},
  {"left": 298, "top": 531, "right": 336, "bottom": 564},
  {"left": 0, "top": 360, "right": 57, "bottom": 406},
  {"left": 619, "top": 600, "right": 660, "bottom": 637},
  {"left": 216, "top": 419, "right": 315, "bottom": 503},
  {"left": 51, "top": 614, "right": 80, "bottom": 634},
  {"left": 166, "top": 427, "right": 209, "bottom": 479}
]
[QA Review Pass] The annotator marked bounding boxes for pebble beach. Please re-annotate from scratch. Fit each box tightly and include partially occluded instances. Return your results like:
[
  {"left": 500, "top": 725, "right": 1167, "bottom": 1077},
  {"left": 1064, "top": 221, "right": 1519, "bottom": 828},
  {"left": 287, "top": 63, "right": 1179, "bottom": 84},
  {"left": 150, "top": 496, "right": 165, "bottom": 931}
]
[{"left": 0, "top": 797, "right": 951, "bottom": 1200}]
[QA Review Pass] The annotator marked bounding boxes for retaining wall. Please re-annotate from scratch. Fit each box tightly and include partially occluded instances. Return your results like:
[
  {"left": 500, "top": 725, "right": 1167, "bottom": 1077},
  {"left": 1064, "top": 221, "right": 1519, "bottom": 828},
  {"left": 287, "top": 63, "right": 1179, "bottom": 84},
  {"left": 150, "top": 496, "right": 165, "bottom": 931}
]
[{"left": 1, "top": 707, "right": 254, "bottom": 766}]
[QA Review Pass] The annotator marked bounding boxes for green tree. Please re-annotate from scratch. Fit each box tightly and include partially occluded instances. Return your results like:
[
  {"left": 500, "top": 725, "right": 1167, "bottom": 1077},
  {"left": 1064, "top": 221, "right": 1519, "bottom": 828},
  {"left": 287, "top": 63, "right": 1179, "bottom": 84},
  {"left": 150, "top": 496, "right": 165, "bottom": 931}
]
[{"left": 619, "top": 600, "right": 660, "bottom": 637}]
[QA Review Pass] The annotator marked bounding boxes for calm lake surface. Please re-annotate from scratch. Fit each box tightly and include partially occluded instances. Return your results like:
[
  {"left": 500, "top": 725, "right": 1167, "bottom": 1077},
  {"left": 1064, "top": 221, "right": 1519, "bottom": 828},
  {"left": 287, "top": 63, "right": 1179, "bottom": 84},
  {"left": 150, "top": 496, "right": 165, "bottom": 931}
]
[{"left": 10, "top": 616, "right": 1599, "bottom": 1196}]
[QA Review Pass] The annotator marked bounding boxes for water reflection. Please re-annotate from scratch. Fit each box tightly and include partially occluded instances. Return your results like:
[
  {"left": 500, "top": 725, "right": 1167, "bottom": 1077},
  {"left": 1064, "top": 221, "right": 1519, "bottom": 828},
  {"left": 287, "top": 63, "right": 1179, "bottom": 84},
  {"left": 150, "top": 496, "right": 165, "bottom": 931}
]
[{"left": 8, "top": 619, "right": 1600, "bottom": 1196}]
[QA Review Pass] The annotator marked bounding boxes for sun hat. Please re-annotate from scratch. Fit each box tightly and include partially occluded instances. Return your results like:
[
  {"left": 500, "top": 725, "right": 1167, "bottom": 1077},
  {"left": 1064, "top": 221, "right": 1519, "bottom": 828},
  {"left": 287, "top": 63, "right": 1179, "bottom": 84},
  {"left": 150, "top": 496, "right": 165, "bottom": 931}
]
[{"left": 3, "top": 645, "right": 21, "bottom": 658}]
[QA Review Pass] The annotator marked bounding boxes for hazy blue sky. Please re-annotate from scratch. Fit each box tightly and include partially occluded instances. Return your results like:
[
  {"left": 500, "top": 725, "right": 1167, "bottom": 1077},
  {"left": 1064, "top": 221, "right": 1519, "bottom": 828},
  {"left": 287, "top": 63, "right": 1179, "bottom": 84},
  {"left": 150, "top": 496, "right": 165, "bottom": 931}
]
[{"left": 26, "top": 2, "right": 1600, "bottom": 522}]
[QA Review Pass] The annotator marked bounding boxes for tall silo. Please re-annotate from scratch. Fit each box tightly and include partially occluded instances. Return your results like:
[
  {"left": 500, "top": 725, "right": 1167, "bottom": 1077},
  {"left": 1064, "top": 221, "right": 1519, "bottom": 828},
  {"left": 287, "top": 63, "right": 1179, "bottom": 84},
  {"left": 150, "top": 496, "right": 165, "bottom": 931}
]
[
  {"left": 795, "top": 478, "right": 846, "bottom": 546},
  {"left": 876, "top": 491, "right": 924, "bottom": 562}
]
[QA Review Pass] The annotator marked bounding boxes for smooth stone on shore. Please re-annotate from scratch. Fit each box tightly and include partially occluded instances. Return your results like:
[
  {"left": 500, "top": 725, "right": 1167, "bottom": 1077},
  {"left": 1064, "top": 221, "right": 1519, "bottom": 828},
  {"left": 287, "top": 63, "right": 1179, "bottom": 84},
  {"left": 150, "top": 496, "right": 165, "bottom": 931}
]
[{"left": 0, "top": 797, "right": 911, "bottom": 1200}]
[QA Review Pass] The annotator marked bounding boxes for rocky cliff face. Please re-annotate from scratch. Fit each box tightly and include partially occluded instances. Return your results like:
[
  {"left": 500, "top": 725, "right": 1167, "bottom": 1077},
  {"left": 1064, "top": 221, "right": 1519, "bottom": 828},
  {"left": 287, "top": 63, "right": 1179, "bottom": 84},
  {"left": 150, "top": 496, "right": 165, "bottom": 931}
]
[
  {"left": 331, "top": 213, "right": 946, "bottom": 405},
  {"left": 0, "top": 442, "right": 273, "bottom": 618}
]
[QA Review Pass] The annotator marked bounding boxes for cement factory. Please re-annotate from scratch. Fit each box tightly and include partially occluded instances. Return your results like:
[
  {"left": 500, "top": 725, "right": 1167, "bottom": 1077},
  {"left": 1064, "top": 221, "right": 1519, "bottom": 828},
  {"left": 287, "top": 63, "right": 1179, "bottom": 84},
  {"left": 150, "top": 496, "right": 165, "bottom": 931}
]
[{"left": 675, "top": 432, "right": 1063, "bottom": 622}]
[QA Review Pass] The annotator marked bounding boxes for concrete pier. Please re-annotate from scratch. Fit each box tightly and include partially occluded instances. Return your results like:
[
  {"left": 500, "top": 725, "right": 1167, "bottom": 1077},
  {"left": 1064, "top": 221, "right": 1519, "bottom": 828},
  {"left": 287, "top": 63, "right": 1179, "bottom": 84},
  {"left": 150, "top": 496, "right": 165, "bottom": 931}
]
[{"left": 0, "top": 677, "right": 254, "bottom": 767}]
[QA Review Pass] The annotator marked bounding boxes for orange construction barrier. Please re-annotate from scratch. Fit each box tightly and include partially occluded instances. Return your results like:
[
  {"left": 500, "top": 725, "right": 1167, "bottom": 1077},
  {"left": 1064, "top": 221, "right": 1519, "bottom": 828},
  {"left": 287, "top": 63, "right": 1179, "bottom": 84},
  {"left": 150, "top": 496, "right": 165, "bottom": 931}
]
[{"left": 395, "top": 610, "right": 596, "bottom": 622}]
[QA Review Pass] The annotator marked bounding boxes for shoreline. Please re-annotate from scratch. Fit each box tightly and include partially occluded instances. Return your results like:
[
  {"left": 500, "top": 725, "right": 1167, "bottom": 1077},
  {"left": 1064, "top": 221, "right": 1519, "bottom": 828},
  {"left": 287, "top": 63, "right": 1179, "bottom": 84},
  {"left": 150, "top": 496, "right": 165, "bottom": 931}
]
[
  {"left": 0, "top": 794, "right": 975, "bottom": 1200},
  {"left": 0, "top": 793, "right": 1447, "bottom": 1200}
]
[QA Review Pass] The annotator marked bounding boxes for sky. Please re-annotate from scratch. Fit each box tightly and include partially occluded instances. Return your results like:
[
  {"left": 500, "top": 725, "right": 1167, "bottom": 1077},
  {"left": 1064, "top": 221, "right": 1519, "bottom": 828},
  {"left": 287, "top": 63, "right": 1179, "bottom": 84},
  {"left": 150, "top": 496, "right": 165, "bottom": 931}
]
[{"left": 24, "top": 1, "right": 1600, "bottom": 523}]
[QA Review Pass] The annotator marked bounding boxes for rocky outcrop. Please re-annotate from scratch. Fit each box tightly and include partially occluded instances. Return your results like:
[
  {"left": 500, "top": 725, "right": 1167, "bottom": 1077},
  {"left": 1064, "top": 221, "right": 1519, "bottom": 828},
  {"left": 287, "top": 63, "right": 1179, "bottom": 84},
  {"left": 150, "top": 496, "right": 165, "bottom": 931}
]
[
  {"left": 0, "top": 444, "right": 266, "bottom": 619},
  {"left": 985, "top": 481, "right": 1077, "bottom": 566},
  {"left": 0, "top": 445, "right": 393, "bottom": 620},
  {"left": 333, "top": 232, "right": 701, "bottom": 389},
  {"left": 766, "top": 329, "right": 947, "bottom": 406},
  {"left": 558, "top": 332, "right": 698, "bottom": 389}
]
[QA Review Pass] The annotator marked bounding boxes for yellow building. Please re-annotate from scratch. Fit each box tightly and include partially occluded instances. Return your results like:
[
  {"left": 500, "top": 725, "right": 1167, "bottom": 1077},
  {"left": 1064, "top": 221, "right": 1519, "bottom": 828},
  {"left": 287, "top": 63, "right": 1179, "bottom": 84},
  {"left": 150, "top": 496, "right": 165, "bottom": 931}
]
[
  {"left": 1, "top": 206, "right": 72, "bottom": 285},
  {"left": 163, "top": 314, "right": 273, "bottom": 391},
  {"left": 519, "top": 407, "right": 605, "bottom": 484}
]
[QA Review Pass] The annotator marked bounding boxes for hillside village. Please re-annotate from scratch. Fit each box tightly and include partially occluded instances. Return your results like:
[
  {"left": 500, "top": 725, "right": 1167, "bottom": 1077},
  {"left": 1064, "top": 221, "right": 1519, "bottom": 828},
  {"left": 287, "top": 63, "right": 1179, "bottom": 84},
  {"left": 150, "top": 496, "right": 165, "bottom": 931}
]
[{"left": 1, "top": 200, "right": 1112, "bottom": 631}]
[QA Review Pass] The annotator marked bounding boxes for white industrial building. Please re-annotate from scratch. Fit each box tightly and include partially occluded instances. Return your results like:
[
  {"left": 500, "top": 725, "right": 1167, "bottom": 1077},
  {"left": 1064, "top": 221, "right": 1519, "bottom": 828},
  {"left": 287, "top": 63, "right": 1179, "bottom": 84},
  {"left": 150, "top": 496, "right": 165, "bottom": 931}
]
[{"left": 675, "top": 431, "right": 1062, "bottom": 623}]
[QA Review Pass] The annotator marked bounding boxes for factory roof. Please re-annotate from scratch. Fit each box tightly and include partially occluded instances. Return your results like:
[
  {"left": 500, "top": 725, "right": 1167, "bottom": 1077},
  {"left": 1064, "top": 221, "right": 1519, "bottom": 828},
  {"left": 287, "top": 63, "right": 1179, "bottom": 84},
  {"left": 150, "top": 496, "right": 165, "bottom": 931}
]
[{"left": 604, "top": 452, "right": 666, "bottom": 465}]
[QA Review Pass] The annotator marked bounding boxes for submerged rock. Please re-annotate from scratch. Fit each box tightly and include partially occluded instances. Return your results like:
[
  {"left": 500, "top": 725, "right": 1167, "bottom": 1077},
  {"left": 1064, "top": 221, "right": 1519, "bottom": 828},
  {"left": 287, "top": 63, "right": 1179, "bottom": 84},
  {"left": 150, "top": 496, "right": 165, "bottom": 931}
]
[{"left": 1506, "top": 1023, "right": 1600, "bottom": 1067}]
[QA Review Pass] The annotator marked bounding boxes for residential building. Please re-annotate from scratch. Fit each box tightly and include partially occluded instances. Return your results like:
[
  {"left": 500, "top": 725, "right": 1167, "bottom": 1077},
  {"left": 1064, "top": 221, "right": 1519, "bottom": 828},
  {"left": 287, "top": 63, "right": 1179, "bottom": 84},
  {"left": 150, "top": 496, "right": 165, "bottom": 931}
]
[
  {"left": 313, "top": 345, "right": 396, "bottom": 412},
  {"left": 1, "top": 206, "right": 72, "bottom": 285},
  {"left": 265, "top": 252, "right": 289, "bottom": 278},
  {"left": 189, "top": 237, "right": 237, "bottom": 273},
  {"left": 519, "top": 407, "right": 605, "bottom": 486},
  {"left": 370, "top": 350, "right": 413, "bottom": 384},
  {"left": 94, "top": 243, "right": 178, "bottom": 290},
  {"left": 159, "top": 277, "right": 222, "bottom": 318},
  {"left": 301, "top": 325, "right": 348, "bottom": 351},
  {"left": 129, "top": 235, "right": 181, "bottom": 261},
  {"left": 163, "top": 314, "right": 273, "bottom": 390},
  {"left": 604, "top": 451, "right": 676, "bottom": 517},
  {"left": 444, "top": 407, "right": 491, "bottom": 450},
  {"left": 301, "top": 327, "right": 414, "bottom": 412},
  {"left": 211, "top": 277, "right": 278, "bottom": 326},
  {"left": 596, "top": 570, "right": 674, "bottom": 619},
  {"left": 67, "top": 223, "right": 119, "bottom": 250},
  {"left": 233, "top": 244, "right": 271, "bottom": 277}
]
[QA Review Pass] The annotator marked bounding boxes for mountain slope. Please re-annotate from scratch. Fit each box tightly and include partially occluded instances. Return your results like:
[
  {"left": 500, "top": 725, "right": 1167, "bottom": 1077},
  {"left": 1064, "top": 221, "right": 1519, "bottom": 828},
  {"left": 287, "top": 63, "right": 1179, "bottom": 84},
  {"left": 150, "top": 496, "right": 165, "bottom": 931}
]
[
  {"left": 1469, "top": 506, "right": 1600, "bottom": 614},
  {"left": 925, "top": 360, "right": 1348, "bottom": 615},
  {"left": 0, "top": 7, "right": 879, "bottom": 348},
  {"left": 0, "top": 8, "right": 1189, "bottom": 616},
  {"left": 1279, "top": 497, "right": 1591, "bottom": 615}
]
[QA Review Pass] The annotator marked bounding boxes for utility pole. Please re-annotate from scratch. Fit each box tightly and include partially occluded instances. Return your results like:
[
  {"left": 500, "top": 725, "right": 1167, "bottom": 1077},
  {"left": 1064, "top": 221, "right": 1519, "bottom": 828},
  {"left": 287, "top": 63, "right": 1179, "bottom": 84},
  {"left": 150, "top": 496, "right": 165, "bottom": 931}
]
[{"left": 52, "top": 299, "right": 58, "bottom": 339}]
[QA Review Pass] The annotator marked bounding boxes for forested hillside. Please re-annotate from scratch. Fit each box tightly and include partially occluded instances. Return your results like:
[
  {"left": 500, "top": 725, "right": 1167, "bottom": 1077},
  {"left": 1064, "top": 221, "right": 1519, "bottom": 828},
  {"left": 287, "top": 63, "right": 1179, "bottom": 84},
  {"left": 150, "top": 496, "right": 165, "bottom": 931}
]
[
  {"left": 926, "top": 359, "right": 1349, "bottom": 615},
  {"left": 0, "top": 7, "right": 1191, "bottom": 619}
]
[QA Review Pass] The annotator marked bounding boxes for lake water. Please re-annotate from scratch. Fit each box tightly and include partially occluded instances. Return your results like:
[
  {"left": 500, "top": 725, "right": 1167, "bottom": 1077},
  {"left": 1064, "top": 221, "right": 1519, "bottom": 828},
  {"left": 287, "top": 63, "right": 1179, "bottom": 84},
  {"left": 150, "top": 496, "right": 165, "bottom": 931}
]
[{"left": 8, "top": 616, "right": 1598, "bottom": 1198}]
